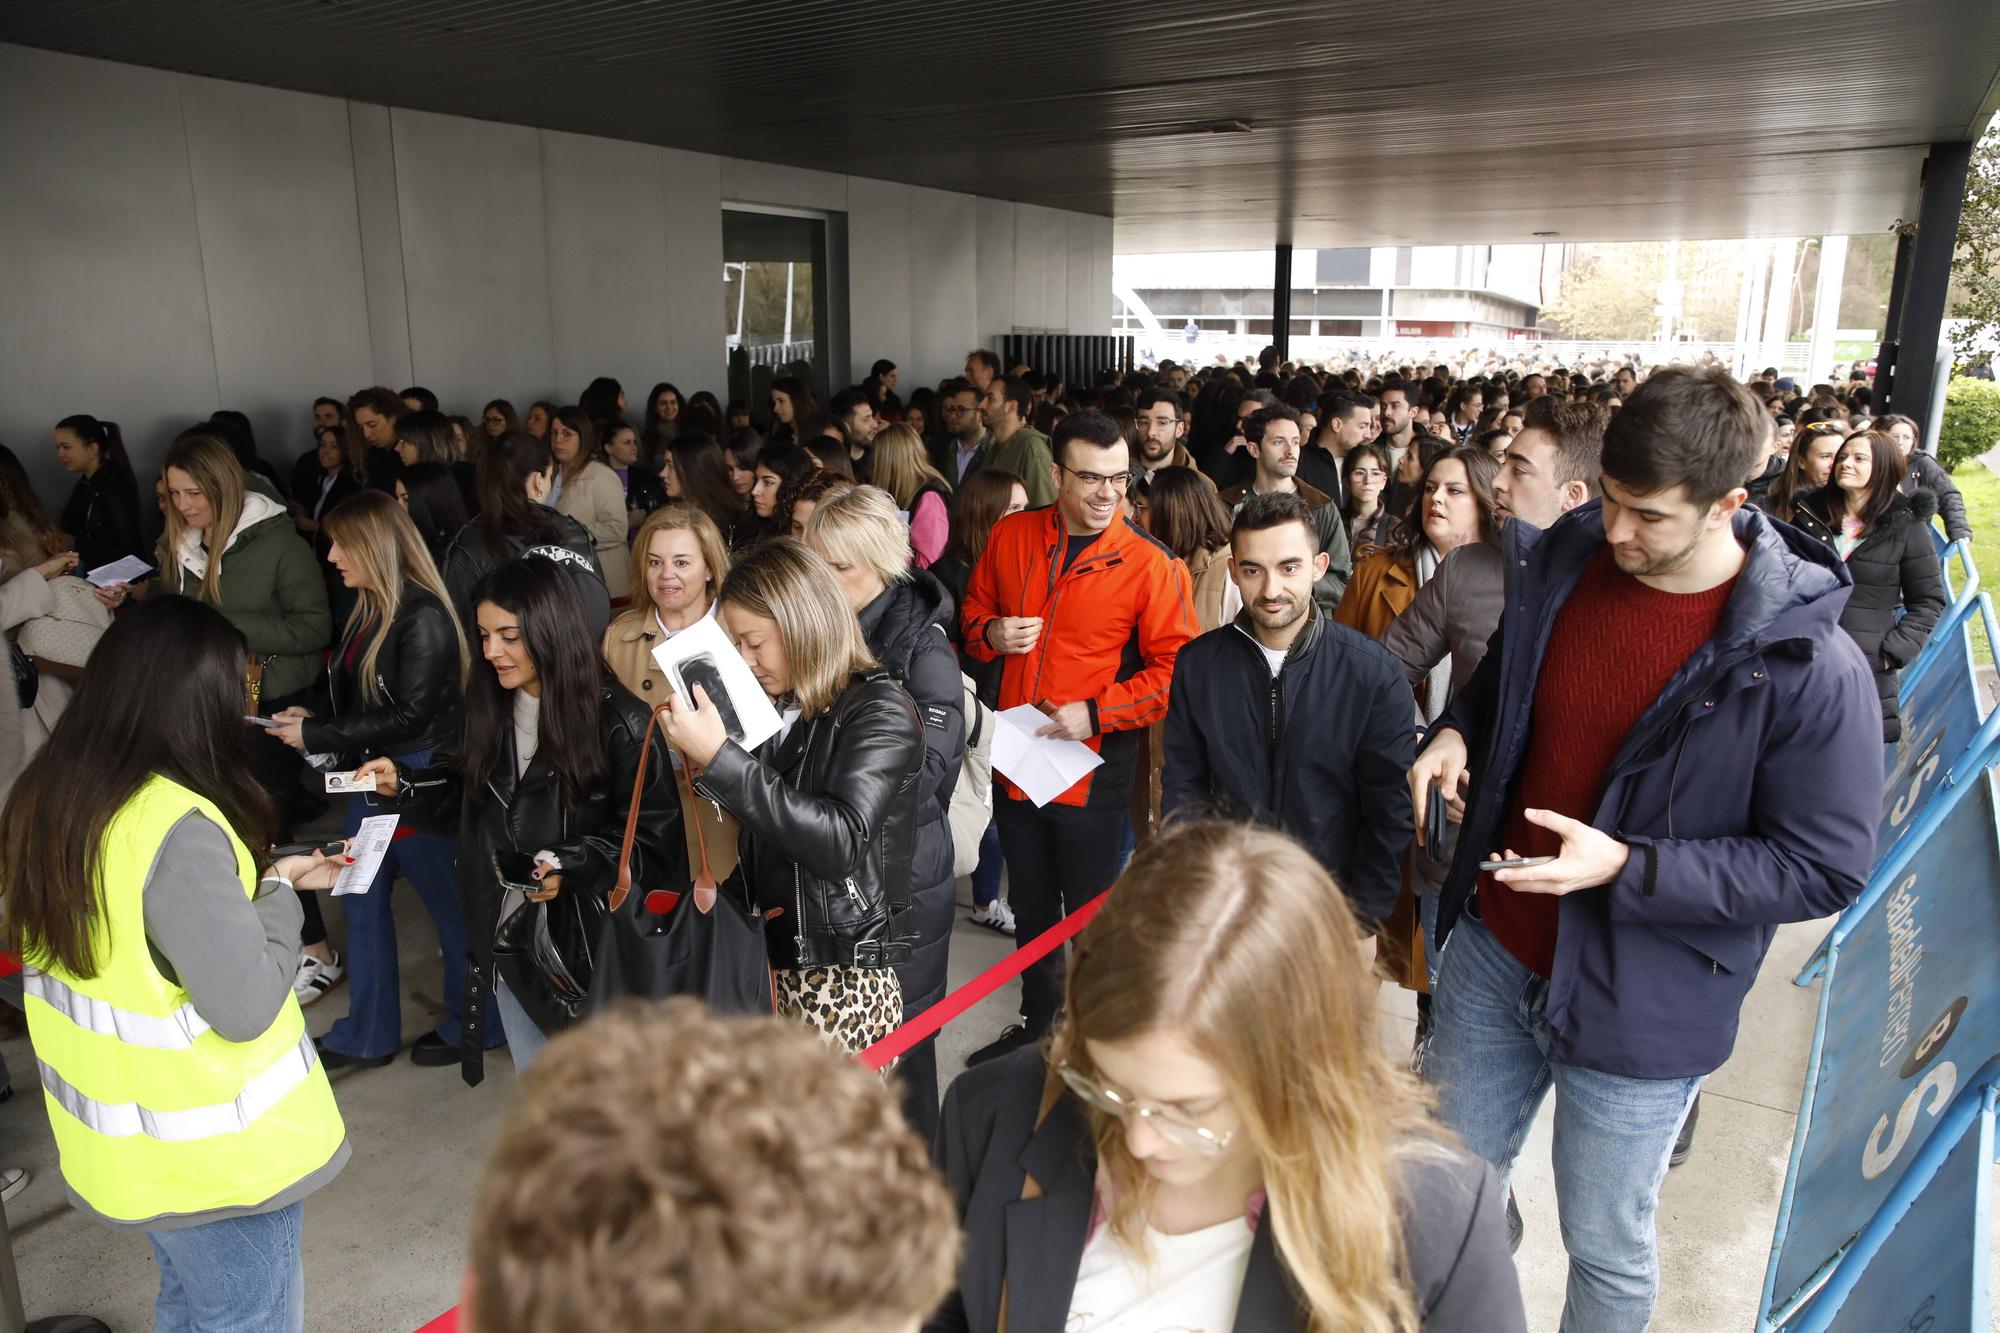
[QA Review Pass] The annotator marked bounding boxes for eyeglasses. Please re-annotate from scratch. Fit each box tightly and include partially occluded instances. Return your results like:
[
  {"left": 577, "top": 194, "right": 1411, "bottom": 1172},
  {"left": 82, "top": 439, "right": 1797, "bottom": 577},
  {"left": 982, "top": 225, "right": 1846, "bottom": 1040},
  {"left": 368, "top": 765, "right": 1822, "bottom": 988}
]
[
  {"left": 1060, "top": 464, "right": 1132, "bottom": 492},
  {"left": 1057, "top": 1063, "right": 1236, "bottom": 1155},
  {"left": 1349, "top": 467, "right": 1388, "bottom": 482}
]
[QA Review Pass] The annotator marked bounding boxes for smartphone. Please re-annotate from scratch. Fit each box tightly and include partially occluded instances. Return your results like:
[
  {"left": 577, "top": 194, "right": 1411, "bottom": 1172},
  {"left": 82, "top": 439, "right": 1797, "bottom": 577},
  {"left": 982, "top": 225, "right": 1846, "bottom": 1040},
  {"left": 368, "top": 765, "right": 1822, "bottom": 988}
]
[
  {"left": 492, "top": 851, "right": 542, "bottom": 893},
  {"left": 1478, "top": 855, "right": 1557, "bottom": 871},
  {"left": 269, "top": 840, "right": 347, "bottom": 858},
  {"left": 1423, "top": 781, "right": 1446, "bottom": 862},
  {"left": 244, "top": 715, "right": 279, "bottom": 729}
]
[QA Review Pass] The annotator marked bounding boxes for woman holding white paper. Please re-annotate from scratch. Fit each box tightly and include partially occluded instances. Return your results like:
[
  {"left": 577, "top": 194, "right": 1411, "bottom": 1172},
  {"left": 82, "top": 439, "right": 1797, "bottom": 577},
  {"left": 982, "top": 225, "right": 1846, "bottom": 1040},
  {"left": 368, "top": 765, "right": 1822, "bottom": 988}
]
[
  {"left": 268, "top": 491, "right": 489, "bottom": 1070},
  {"left": 602, "top": 502, "right": 741, "bottom": 885},
  {"left": 660, "top": 539, "right": 923, "bottom": 1057},
  {"left": 355, "top": 557, "right": 679, "bottom": 1079}
]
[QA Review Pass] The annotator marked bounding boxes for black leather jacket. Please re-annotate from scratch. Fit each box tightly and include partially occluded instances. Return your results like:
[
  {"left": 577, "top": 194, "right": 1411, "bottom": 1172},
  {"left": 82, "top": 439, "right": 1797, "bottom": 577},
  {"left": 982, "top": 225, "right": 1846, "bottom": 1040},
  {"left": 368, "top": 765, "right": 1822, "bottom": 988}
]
[
  {"left": 697, "top": 670, "right": 924, "bottom": 971},
  {"left": 300, "top": 584, "right": 462, "bottom": 763},
  {"left": 388, "top": 680, "right": 680, "bottom": 1083},
  {"left": 439, "top": 507, "right": 610, "bottom": 639}
]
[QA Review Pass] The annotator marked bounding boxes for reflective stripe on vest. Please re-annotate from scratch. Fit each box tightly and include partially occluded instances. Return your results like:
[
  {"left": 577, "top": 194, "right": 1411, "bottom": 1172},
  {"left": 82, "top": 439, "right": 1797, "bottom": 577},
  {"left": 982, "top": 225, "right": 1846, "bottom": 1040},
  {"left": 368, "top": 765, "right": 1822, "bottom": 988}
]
[
  {"left": 23, "top": 969, "right": 213, "bottom": 1050},
  {"left": 38, "top": 1032, "right": 320, "bottom": 1143}
]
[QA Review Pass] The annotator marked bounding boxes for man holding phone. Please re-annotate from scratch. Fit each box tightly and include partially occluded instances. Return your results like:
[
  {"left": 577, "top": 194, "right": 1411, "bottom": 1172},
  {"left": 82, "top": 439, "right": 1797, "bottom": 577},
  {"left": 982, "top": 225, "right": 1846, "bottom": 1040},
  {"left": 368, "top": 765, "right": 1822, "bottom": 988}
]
[{"left": 1405, "top": 368, "right": 1879, "bottom": 1332}]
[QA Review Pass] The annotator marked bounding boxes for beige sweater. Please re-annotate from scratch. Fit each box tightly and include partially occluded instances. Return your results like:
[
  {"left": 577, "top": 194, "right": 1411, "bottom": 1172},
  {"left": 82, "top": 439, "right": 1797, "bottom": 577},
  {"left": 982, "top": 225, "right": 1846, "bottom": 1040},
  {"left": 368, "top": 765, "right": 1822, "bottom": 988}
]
[{"left": 556, "top": 461, "right": 629, "bottom": 599}]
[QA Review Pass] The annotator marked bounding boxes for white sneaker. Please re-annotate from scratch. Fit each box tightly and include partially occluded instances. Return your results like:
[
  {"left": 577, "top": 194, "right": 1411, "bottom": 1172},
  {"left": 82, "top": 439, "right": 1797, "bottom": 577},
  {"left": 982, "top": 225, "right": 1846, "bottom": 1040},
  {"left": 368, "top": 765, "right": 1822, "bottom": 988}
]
[
  {"left": 0, "top": 1167, "right": 28, "bottom": 1203},
  {"left": 970, "top": 900, "right": 1017, "bottom": 936},
  {"left": 293, "top": 951, "right": 345, "bottom": 1006}
]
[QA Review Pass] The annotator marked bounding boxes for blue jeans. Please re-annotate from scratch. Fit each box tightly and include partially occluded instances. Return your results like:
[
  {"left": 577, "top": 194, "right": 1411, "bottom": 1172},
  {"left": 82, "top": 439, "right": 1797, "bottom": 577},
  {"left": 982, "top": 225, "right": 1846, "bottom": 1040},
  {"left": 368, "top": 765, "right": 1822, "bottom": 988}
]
[
  {"left": 323, "top": 749, "right": 496, "bottom": 1058},
  {"left": 494, "top": 976, "right": 551, "bottom": 1073},
  {"left": 969, "top": 819, "right": 1004, "bottom": 907},
  {"left": 1427, "top": 915, "right": 1702, "bottom": 1333},
  {"left": 149, "top": 1201, "right": 303, "bottom": 1333}
]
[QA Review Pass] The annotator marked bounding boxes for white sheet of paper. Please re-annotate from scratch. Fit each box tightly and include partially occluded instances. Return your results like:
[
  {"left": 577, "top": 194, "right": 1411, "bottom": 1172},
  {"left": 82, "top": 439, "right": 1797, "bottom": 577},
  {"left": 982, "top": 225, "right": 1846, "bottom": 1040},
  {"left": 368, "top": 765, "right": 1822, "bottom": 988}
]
[
  {"left": 331, "top": 814, "right": 398, "bottom": 897},
  {"left": 991, "top": 705, "right": 1104, "bottom": 807},
  {"left": 85, "top": 555, "right": 153, "bottom": 588},
  {"left": 649, "top": 614, "right": 783, "bottom": 753}
]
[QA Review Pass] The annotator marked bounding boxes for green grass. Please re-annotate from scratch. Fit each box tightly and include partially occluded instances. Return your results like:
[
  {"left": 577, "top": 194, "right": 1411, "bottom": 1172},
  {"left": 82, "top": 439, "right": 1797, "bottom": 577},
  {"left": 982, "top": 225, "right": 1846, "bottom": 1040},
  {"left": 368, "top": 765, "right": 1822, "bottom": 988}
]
[{"left": 1950, "top": 461, "right": 2000, "bottom": 665}]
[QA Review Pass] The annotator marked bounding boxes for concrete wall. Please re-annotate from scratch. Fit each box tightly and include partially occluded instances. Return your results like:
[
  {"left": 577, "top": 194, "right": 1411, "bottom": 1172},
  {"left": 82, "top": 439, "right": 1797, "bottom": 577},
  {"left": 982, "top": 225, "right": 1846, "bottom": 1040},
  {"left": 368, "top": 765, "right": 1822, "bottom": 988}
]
[{"left": 0, "top": 42, "right": 1112, "bottom": 502}]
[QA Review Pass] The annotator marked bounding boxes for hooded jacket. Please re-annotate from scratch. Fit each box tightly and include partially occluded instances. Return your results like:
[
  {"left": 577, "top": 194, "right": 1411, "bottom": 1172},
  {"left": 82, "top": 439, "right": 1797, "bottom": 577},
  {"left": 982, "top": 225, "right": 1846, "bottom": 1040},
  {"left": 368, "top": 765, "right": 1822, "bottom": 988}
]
[
  {"left": 1791, "top": 486, "right": 1947, "bottom": 742},
  {"left": 1434, "top": 501, "right": 1881, "bottom": 1078},
  {"left": 170, "top": 491, "right": 331, "bottom": 701},
  {"left": 855, "top": 571, "right": 965, "bottom": 1024}
]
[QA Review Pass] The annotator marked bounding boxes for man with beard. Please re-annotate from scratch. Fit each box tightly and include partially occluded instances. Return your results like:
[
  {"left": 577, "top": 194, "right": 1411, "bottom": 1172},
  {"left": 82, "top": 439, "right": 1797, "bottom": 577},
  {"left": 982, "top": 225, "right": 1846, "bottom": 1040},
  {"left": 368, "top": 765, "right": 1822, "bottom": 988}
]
[
  {"left": 1132, "top": 387, "right": 1195, "bottom": 483},
  {"left": 1161, "top": 490, "right": 1413, "bottom": 929},
  {"left": 1218, "top": 405, "right": 1351, "bottom": 611}
]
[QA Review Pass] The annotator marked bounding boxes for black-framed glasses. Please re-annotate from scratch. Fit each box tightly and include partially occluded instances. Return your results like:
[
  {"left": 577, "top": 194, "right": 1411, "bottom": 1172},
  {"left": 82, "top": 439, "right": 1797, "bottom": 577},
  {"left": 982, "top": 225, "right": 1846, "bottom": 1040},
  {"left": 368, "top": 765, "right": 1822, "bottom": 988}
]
[
  {"left": 1060, "top": 464, "right": 1132, "bottom": 492},
  {"left": 1057, "top": 1063, "right": 1236, "bottom": 1155}
]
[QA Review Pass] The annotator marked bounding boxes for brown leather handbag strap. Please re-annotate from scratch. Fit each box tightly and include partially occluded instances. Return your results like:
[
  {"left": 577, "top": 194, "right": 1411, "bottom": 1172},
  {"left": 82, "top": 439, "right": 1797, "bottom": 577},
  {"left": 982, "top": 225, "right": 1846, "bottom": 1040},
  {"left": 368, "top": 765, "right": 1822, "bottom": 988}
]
[{"left": 611, "top": 702, "right": 720, "bottom": 914}]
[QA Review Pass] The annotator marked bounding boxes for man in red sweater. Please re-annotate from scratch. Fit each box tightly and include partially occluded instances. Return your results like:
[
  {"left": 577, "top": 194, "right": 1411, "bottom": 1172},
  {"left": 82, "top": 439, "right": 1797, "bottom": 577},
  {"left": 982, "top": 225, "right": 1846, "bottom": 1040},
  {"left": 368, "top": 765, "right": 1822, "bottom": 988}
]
[{"left": 1408, "top": 368, "right": 1880, "bottom": 1332}]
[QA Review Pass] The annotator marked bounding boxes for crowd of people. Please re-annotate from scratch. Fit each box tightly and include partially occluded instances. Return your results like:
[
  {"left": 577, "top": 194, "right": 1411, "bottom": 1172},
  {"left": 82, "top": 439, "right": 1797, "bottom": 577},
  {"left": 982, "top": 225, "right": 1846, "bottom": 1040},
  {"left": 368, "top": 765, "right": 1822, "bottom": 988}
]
[{"left": 0, "top": 341, "right": 1952, "bottom": 1331}]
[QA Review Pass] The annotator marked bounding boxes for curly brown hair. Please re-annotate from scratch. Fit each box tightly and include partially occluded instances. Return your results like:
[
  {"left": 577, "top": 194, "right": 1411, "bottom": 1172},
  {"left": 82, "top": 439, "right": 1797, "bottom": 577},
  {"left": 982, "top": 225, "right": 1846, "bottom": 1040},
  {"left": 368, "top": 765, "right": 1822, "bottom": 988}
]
[{"left": 469, "top": 999, "right": 959, "bottom": 1333}]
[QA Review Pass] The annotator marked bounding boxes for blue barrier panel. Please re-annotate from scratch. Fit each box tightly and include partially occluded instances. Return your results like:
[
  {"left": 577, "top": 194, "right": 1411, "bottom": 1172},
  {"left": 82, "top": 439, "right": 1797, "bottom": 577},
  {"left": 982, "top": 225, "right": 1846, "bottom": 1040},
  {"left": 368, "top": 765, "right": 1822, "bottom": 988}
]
[
  {"left": 1900, "top": 541, "right": 1977, "bottom": 699},
  {"left": 1760, "top": 768, "right": 2000, "bottom": 1323},
  {"left": 1798, "top": 593, "right": 2000, "bottom": 986},
  {"left": 1780, "top": 1066, "right": 1995, "bottom": 1333}
]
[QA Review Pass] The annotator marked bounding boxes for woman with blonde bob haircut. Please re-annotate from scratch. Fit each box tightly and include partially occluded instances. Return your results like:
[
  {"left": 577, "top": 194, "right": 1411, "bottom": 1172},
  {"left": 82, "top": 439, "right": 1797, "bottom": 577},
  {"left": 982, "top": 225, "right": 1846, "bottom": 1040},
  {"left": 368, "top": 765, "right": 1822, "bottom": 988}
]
[
  {"left": 603, "top": 502, "right": 739, "bottom": 883},
  {"left": 866, "top": 422, "right": 953, "bottom": 568},
  {"left": 269, "top": 491, "right": 493, "bottom": 1067},
  {"left": 661, "top": 540, "right": 925, "bottom": 1054},
  {"left": 931, "top": 820, "right": 1523, "bottom": 1333},
  {"left": 806, "top": 486, "right": 965, "bottom": 1139}
]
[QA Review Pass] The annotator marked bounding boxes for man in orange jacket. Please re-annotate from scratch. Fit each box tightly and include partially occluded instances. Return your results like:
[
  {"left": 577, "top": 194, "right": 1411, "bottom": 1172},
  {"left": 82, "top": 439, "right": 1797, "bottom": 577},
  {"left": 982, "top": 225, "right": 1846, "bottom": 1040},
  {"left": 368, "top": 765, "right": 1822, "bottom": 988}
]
[{"left": 961, "top": 410, "right": 1196, "bottom": 1064}]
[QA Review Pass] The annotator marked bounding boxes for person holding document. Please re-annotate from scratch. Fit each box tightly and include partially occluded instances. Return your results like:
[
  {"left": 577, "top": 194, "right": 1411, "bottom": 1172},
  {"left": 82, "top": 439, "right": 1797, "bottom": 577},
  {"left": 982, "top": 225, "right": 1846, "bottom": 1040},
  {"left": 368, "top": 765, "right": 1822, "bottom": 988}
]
[
  {"left": 269, "top": 491, "right": 489, "bottom": 1070},
  {"left": 659, "top": 540, "right": 923, "bottom": 1057},
  {"left": 959, "top": 411, "right": 1195, "bottom": 1067},
  {"left": 1, "top": 597, "right": 349, "bottom": 1333},
  {"left": 354, "top": 557, "right": 678, "bottom": 1080}
]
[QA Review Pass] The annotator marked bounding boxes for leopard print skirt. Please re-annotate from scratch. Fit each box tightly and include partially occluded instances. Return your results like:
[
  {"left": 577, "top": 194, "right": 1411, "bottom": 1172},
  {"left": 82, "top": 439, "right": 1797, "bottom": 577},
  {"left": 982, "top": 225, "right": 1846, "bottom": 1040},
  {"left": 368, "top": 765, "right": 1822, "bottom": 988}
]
[{"left": 774, "top": 964, "right": 904, "bottom": 1059}]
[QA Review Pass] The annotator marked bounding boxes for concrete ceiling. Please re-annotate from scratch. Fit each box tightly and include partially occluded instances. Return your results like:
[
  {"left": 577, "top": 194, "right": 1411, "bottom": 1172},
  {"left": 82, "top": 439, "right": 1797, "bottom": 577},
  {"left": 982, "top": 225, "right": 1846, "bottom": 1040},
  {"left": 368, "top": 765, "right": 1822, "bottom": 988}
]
[{"left": 5, "top": 0, "right": 1998, "bottom": 253}]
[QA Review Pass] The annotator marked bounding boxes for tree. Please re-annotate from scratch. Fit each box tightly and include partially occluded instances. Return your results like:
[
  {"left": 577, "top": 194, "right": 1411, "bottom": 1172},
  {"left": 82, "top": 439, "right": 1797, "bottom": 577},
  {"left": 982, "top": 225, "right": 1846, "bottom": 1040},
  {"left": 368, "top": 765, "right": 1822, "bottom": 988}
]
[
  {"left": 1948, "top": 131, "right": 2000, "bottom": 368},
  {"left": 1540, "top": 241, "right": 1747, "bottom": 342}
]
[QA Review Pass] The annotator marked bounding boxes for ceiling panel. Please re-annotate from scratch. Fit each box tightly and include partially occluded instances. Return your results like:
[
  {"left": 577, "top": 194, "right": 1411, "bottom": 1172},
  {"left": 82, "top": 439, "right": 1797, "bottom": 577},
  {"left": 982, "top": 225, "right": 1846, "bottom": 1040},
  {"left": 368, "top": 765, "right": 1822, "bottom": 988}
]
[{"left": 3, "top": 0, "right": 1997, "bottom": 252}]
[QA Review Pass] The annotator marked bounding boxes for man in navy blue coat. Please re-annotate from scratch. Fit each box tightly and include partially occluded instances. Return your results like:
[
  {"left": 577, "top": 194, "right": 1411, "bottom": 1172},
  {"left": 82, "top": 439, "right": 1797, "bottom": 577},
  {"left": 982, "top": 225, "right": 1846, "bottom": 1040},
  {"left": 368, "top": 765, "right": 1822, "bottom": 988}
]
[{"left": 1408, "top": 367, "right": 1880, "bottom": 1332}]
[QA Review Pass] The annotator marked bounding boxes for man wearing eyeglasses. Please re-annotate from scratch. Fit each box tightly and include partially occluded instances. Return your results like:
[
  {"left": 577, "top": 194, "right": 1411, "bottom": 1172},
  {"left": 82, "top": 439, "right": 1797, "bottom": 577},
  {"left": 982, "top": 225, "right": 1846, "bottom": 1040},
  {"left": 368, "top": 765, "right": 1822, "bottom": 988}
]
[
  {"left": 961, "top": 412, "right": 1196, "bottom": 1066},
  {"left": 927, "top": 379, "right": 987, "bottom": 484},
  {"left": 1216, "top": 405, "right": 1351, "bottom": 612},
  {"left": 1132, "top": 388, "right": 1194, "bottom": 483}
]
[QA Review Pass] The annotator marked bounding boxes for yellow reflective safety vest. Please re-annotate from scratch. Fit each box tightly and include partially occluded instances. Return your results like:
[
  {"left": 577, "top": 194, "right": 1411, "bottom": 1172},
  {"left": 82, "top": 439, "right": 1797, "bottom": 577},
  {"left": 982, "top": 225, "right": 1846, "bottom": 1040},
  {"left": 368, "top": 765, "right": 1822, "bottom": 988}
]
[{"left": 22, "top": 775, "right": 345, "bottom": 1225}]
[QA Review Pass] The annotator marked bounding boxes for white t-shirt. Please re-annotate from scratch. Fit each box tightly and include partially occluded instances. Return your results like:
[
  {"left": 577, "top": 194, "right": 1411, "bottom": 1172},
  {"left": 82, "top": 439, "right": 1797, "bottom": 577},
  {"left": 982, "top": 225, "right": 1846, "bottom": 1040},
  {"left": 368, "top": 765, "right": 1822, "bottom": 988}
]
[
  {"left": 1256, "top": 641, "right": 1288, "bottom": 677},
  {"left": 1065, "top": 1213, "right": 1254, "bottom": 1332}
]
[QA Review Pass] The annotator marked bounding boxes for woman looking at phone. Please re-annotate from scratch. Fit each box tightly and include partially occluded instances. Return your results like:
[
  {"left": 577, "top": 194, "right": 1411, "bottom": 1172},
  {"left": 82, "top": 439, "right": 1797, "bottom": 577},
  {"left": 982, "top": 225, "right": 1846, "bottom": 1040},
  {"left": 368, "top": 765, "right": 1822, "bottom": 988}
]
[
  {"left": 602, "top": 502, "right": 740, "bottom": 883},
  {"left": 2, "top": 597, "right": 350, "bottom": 1332},
  {"left": 660, "top": 540, "right": 923, "bottom": 1054},
  {"left": 269, "top": 491, "right": 491, "bottom": 1069},
  {"left": 355, "top": 557, "right": 678, "bottom": 1077}
]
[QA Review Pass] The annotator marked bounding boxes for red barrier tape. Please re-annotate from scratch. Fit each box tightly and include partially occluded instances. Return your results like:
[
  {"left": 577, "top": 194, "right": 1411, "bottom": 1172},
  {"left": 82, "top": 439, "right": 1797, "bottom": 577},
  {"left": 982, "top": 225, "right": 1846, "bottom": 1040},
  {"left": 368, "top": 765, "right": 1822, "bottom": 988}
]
[{"left": 408, "top": 888, "right": 1112, "bottom": 1333}]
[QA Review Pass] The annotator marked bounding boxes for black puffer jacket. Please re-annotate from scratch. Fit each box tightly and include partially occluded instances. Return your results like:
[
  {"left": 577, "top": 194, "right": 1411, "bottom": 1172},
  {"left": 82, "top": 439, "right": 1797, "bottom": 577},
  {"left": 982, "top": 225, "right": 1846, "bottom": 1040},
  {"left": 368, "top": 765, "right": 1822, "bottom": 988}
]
[
  {"left": 857, "top": 572, "right": 965, "bottom": 1031},
  {"left": 387, "top": 681, "right": 680, "bottom": 1084},
  {"left": 439, "top": 507, "right": 610, "bottom": 639},
  {"left": 300, "top": 584, "right": 462, "bottom": 763},
  {"left": 1792, "top": 486, "right": 1947, "bottom": 742},
  {"left": 697, "top": 670, "right": 924, "bottom": 972}
]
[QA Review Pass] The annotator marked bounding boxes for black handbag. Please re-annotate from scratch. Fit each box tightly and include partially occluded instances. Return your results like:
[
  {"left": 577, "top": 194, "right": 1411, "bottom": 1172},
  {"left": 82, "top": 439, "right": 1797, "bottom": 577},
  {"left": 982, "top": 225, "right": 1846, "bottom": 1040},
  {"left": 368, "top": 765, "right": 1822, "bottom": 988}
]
[
  {"left": 490, "top": 850, "right": 610, "bottom": 1037},
  {"left": 585, "top": 705, "right": 773, "bottom": 1017}
]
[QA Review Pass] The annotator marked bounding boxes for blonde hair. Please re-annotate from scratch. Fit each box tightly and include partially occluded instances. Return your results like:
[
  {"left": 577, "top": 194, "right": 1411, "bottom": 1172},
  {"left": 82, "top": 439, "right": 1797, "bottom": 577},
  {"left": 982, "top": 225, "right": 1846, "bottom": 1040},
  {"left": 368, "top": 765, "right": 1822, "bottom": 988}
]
[
  {"left": 867, "top": 422, "right": 948, "bottom": 510},
  {"left": 804, "top": 485, "right": 912, "bottom": 588},
  {"left": 626, "top": 501, "right": 730, "bottom": 611},
  {"left": 1051, "top": 820, "right": 1451, "bottom": 1333},
  {"left": 718, "top": 539, "right": 877, "bottom": 718},
  {"left": 322, "top": 490, "right": 469, "bottom": 698},
  {"left": 161, "top": 434, "right": 246, "bottom": 606},
  {"left": 469, "top": 999, "right": 958, "bottom": 1333}
]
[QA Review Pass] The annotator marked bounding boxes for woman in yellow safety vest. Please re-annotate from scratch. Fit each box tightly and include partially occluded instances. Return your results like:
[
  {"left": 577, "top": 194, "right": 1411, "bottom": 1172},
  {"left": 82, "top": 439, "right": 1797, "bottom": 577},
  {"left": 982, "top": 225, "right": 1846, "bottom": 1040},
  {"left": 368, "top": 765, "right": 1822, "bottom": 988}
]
[{"left": 0, "top": 596, "right": 349, "bottom": 1333}]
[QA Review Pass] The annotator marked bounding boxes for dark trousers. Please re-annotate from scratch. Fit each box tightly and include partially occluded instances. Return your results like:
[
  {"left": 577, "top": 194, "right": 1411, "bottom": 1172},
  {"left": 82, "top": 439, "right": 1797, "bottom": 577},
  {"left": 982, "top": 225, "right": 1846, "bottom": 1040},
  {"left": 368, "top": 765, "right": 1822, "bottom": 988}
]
[{"left": 994, "top": 795, "right": 1128, "bottom": 1036}]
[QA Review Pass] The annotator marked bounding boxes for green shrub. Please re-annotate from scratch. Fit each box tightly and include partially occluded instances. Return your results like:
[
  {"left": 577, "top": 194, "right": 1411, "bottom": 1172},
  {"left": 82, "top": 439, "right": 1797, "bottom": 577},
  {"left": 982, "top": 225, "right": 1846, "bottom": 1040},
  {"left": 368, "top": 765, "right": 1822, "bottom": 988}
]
[{"left": 1938, "top": 377, "right": 2000, "bottom": 472}]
